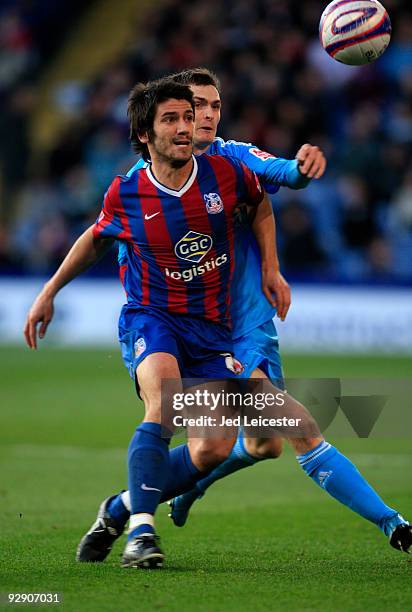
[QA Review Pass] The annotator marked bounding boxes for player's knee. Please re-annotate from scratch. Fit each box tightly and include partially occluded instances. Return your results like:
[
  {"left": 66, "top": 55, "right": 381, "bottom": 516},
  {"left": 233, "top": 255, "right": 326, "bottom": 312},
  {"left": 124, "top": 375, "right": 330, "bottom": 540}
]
[
  {"left": 191, "top": 439, "right": 234, "bottom": 471},
  {"left": 139, "top": 392, "right": 162, "bottom": 420},
  {"left": 244, "top": 437, "right": 283, "bottom": 459}
]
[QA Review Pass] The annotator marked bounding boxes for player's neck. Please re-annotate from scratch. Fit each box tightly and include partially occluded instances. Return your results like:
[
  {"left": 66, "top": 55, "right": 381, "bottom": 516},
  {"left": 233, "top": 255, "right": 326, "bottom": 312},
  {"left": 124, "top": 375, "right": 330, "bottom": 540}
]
[{"left": 150, "top": 157, "right": 194, "bottom": 191}]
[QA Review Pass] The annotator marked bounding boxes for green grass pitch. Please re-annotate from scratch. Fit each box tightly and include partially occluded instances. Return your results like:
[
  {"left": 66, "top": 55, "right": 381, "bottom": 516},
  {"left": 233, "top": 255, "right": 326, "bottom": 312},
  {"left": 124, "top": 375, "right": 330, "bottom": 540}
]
[{"left": 1, "top": 347, "right": 411, "bottom": 611}]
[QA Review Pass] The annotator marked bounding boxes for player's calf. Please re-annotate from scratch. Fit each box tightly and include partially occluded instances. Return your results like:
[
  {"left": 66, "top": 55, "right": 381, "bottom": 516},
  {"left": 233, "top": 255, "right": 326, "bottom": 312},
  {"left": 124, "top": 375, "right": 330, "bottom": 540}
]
[
  {"left": 243, "top": 436, "right": 283, "bottom": 459},
  {"left": 189, "top": 437, "right": 237, "bottom": 471},
  {"left": 168, "top": 430, "right": 279, "bottom": 528}
]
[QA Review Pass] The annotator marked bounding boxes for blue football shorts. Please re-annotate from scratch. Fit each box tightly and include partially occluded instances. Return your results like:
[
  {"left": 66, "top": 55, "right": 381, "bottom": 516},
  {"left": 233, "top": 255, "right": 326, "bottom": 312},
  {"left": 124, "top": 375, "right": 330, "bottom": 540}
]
[
  {"left": 233, "top": 318, "right": 284, "bottom": 388},
  {"left": 119, "top": 306, "right": 244, "bottom": 381}
]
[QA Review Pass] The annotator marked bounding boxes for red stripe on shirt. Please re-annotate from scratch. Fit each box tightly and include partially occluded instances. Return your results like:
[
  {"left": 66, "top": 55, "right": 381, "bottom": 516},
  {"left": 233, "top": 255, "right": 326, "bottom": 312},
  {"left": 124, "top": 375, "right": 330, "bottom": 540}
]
[
  {"left": 108, "top": 176, "right": 132, "bottom": 240},
  {"left": 92, "top": 204, "right": 115, "bottom": 239},
  {"left": 205, "top": 156, "right": 238, "bottom": 323},
  {"left": 93, "top": 176, "right": 133, "bottom": 241}
]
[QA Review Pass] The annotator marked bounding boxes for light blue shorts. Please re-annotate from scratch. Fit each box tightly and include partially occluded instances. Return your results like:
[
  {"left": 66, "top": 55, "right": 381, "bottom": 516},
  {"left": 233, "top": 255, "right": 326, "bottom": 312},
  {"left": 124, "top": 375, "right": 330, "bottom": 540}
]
[{"left": 233, "top": 318, "right": 284, "bottom": 388}]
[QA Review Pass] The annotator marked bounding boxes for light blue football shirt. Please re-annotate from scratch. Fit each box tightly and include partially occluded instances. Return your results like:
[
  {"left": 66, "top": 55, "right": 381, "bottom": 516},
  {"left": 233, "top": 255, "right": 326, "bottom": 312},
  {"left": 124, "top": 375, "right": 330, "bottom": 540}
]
[{"left": 206, "top": 138, "right": 309, "bottom": 338}]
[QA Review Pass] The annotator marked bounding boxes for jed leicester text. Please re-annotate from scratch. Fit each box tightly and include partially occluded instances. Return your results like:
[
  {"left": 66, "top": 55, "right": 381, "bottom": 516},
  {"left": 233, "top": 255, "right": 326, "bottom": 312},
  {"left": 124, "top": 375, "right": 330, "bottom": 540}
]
[{"left": 173, "top": 415, "right": 302, "bottom": 428}]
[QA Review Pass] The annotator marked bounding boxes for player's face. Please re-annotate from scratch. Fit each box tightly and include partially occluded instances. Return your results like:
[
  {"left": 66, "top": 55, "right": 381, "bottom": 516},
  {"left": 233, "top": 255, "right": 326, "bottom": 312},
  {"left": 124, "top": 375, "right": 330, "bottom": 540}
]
[
  {"left": 190, "top": 85, "right": 221, "bottom": 152},
  {"left": 147, "top": 98, "right": 194, "bottom": 167}
]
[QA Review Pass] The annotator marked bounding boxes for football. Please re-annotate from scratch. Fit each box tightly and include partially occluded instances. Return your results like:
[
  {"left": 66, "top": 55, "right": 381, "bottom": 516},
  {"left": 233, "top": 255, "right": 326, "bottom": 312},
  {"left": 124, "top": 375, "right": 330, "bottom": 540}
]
[{"left": 319, "top": 0, "right": 392, "bottom": 65}]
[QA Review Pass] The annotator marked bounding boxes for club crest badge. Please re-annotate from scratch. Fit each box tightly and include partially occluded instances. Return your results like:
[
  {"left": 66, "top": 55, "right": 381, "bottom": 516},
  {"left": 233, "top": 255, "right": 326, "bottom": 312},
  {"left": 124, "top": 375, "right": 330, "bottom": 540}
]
[
  {"left": 204, "top": 192, "right": 224, "bottom": 214},
  {"left": 223, "top": 354, "right": 244, "bottom": 375},
  {"left": 134, "top": 337, "right": 146, "bottom": 357}
]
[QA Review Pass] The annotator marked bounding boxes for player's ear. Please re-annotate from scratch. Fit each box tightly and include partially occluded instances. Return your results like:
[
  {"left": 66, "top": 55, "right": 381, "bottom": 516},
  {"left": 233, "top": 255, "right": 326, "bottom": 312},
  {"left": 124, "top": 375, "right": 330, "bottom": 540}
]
[{"left": 138, "top": 130, "right": 149, "bottom": 144}]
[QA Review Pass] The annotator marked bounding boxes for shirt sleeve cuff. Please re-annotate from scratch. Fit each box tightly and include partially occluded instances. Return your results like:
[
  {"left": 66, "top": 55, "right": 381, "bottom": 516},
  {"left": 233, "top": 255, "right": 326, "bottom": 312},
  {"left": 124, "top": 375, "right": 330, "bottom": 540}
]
[{"left": 286, "top": 159, "right": 311, "bottom": 189}]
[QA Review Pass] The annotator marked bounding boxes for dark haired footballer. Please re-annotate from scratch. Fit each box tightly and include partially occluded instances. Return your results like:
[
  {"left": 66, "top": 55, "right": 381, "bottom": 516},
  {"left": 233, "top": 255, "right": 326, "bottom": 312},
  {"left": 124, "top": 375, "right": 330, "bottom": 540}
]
[
  {"left": 25, "top": 76, "right": 280, "bottom": 568},
  {"left": 25, "top": 72, "right": 411, "bottom": 568}
]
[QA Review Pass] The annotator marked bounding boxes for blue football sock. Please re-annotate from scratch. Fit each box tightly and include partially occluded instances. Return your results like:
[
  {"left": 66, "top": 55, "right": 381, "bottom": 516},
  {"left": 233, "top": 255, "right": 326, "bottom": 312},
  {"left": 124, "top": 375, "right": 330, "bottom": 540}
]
[
  {"left": 128, "top": 422, "right": 171, "bottom": 517},
  {"left": 159, "top": 443, "right": 204, "bottom": 502},
  {"left": 107, "top": 494, "right": 129, "bottom": 527},
  {"left": 106, "top": 444, "right": 209, "bottom": 523},
  {"left": 297, "top": 441, "right": 398, "bottom": 532},
  {"left": 195, "top": 431, "right": 261, "bottom": 496}
]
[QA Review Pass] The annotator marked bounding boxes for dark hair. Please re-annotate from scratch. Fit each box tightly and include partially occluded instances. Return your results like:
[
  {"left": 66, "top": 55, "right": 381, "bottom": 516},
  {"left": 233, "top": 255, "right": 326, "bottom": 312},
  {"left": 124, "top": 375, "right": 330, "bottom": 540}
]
[
  {"left": 127, "top": 77, "right": 194, "bottom": 160},
  {"left": 171, "top": 67, "right": 221, "bottom": 92}
]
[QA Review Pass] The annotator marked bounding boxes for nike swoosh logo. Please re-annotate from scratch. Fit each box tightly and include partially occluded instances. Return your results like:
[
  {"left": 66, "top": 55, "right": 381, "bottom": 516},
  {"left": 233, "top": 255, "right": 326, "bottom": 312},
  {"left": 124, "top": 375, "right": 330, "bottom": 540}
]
[
  {"left": 141, "top": 483, "right": 161, "bottom": 492},
  {"left": 144, "top": 212, "right": 160, "bottom": 220}
]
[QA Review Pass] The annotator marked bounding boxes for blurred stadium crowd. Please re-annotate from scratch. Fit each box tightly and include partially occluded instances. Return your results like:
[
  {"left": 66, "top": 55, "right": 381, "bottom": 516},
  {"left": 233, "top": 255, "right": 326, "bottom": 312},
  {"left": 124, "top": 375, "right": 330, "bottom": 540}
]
[{"left": 1, "top": 0, "right": 412, "bottom": 283}]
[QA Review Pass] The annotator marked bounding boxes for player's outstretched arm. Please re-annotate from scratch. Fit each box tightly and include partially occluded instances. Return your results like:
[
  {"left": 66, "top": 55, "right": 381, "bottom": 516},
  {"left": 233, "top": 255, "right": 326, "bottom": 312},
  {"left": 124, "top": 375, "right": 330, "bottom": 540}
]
[
  {"left": 219, "top": 139, "right": 326, "bottom": 188},
  {"left": 259, "top": 142, "right": 326, "bottom": 188},
  {"left": 24, "top": 226, "right": 114, "bottom": 349},
  {"left": 251, "top": 194, "right": 291, "bottom": 321}
]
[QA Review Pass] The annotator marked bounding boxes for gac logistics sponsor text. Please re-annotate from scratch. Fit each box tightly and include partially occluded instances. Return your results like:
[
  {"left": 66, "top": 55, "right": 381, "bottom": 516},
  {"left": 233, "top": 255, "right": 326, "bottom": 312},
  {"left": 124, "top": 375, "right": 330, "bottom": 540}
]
[
  {"left": 166, "top": 231, "right": 228, "bottom": 282},
  {"left": 164, "top": 254, "right": 228, "bottom": 282}
]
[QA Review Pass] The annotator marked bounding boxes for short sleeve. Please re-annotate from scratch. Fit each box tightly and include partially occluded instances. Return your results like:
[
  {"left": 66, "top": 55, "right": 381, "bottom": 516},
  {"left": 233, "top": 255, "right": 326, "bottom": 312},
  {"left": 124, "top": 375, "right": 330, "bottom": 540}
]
[{"left": 93, "top": 176, "right": 126, "bottom": 240}]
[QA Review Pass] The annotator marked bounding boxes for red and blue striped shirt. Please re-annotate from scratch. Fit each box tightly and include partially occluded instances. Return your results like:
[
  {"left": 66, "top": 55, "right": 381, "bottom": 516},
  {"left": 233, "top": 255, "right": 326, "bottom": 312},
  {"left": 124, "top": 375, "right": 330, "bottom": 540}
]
[{"left": 93, "top": 154, "right": 263, "bottom": 326}]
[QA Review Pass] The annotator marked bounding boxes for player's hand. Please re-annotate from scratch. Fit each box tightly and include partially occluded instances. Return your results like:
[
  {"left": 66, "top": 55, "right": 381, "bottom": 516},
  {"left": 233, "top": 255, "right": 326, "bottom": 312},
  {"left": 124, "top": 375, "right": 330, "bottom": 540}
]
[
  {"left": 262, "top": 268, "right": 291, "bottom": 321},
  {"left": 296, "top": 143, "right": 327, "bottom": 179},
  {"left": 24, "top": 290, "right": 55, "bottom": 349}
]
